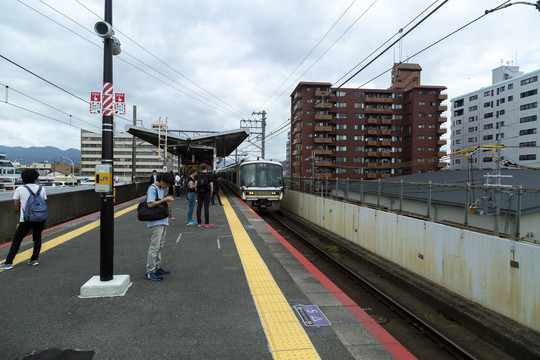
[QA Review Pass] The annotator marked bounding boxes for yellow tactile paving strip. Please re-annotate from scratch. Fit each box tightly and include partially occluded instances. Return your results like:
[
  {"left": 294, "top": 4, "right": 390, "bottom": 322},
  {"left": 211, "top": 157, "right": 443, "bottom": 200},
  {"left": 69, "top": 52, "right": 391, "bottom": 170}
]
[{"left": 222, "top": 195, "right": 320, "bottom": 360}]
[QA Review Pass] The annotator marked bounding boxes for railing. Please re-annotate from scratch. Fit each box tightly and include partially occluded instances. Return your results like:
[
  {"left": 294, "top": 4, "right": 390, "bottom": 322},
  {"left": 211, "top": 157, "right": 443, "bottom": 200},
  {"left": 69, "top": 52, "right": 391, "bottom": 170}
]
[{"left": 284, "top": 176, "right": 540, "bottom": 243}]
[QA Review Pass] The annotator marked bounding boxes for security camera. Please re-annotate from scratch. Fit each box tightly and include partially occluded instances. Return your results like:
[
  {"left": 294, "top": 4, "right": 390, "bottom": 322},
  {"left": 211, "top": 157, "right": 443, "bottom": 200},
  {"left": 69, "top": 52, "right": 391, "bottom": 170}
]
[
  {"left": 94, "top": 21, "right": 114, "bottom": 39},
  {"left": 111, "top": 36, "right": 121, "bottom": 55}
]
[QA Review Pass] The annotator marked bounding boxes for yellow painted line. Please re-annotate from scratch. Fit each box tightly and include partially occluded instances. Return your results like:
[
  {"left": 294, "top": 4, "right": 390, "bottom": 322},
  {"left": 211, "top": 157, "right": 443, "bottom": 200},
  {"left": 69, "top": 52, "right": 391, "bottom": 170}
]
[
  {"left": 221, "top": 195, "right": 320, "bottom": 360},
  {"left": 1, "top": 203, "right": 138, "bottom": 270}
]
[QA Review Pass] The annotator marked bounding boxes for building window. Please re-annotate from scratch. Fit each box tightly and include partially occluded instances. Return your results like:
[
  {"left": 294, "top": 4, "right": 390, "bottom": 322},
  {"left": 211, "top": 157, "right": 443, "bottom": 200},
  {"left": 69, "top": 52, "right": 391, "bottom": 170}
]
[
  {"left": 336, "top": 91, "right": 347, "bottom": 97},
  {"left": 519, "top": 128, "right": 537, "bottom": 136},
  {"left": 508, "top": 83, "right": 513, "bottom": 90},
  {"left": 336, "top": 135, "right": 347, "bottom": 141},
  {"left": 483, "top": 134, "right": 493, "bottom": 140},
  {"left": 335, "top": 102, "right": 347, "bottom": 108},
  {"left": 469, "top": 94, "right": 478, "bottom": 101},
  {"left": 353, "top": 157, "right": 363, "bottom": 162},
  {"left": 336, "top": 157, "right": 346, "bottom": 163},
  {"left": 469, "top": 105, "right": 478, "bottom": 111},
  {"left": 483, "top": 157, "right": 492, "bottom": 162},
  {"left": 418, "top": 113, "right": 426, "bottom": 117},
  {"left": 454, "top": 99, "right": 464, "bottom": 107},
  {"left": 418, "top": 147, "right": 425, "bottom": 151},
  {"left": 428, "top": 136, "right": 436, "bottom": 140},
  {"left": 468, "top": 127, "right": 477, "bottom": 132},
  {"left": 520, "top": 102, "right": 538, "bottom": 111},
  {"left": 455, "top": 139, "right": 461, "bottom": 145},
  {"left": 418, "top": 124, "right": 425, "bottom": 128},
  {"left": 354, "top": 135, "right": 363, "bottom": 141},
  {"left": 508, "top": 96, "right": 513, "bottom": 101},
  {"left": 354, "top": 113, "right": 365, "bottom": 119},
  {"left": 521, "top": 89, "right": 538, "bottom": 98},
  {"left": 454, "top": 109, "right": 464, "bottom": 116},
  {"left": 354, "top": 168, "right": 363, "bottom": 174},
  {"left": 484, "top": 90, "right": 490, "bottom": 97},
  {"left": 521, "top": 75, "right": 538, "bottom": 86},
  {"left": 418, "top": 135, "right": 425, "bottom": 140},
  {"left": 520, "top": 115, "right": 537, "bottom": 123},
  {"left": 419, "top": 101, "right": 426, "bottom": 106},
  {"left": 519, "top": 154, "right": 537, "bottom": 161},
  {"left": 335, "top": 124, "right": 347, "bottom": 130},
  {"left": 484, "top": 112, "right": 493, "bottom": 119},
  {"left": 428, "top": 124, "right": 435, "bottom": 129},
  {"left": 455, "top": 129, "right": 462, "bottom": 135},
  {"left": 484, "top": 123, "right": 493, "bottom": 129},
  {"left": 306, "top": 99, "right": 314, "bottom": 103},
  {"left": 468, "top": 116, "right": 475, "bottom": 122},
  {"left": 519, "top": 141, "right": 536, "bottom": 147},
  {"left": 335, "top": 113, "right": 347, "bottom": 119},
  {"left": 455, "top": 159, "right": 461, "bottom": 164},
  {"left": 306, "top": 87, "right": 313, "bottom": 91},
  {"left": 336, "top": 168, "right": 347, "bottom": 174},
  {"left": 354, "top": 91, "right": 364, "bottom": 97},
  {"left": 306, "top": 122, "right": 313, "bottom": 126},
  {"left": 336, "top": 146, "right": 347, "bottom": 152}
]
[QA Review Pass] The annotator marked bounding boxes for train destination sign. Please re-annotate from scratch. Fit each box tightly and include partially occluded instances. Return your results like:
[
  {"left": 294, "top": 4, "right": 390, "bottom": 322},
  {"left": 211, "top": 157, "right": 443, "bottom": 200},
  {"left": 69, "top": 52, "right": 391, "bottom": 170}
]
[{"left": 294, "top": 305, "right": 331, "bottom": 326}]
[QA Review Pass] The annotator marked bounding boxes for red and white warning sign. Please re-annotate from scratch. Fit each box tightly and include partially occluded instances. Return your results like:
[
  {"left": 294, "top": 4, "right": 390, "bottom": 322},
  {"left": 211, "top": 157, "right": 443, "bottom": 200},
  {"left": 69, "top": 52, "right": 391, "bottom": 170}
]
[
  {"left": 90, "top": 92, "right": 101, "bottom": 114},
  {"left": 114, "top": 92, "right": 126, "bottom": 115}
]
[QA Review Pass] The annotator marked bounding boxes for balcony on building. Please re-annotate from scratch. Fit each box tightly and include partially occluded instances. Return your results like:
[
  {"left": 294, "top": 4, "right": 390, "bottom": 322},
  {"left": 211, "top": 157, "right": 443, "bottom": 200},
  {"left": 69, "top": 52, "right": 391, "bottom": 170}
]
[
  {"left": 293, "top": 103, "right": 302, "bottom": 112},
  {"left": 367, "top": 140, "right": 379, "bottom": 146},
  {"left": 437, "top": 105, "right": 448, "bottom": 112},
  {"left": 314, "top": 137, "right": 333, "bottom": 144},
  {"left": 437, "top": 151, "right": 446, "bottom": 157},
  {"left": 293, "top": 92, "right": 302, "bottom": 101},
  {"left": 437, "top": 116, "right": 447, "bottom": 123},
  {"left": 315, "top": 90, "right": 332, "bottom": 97},
  {"left": 315, "top": 173, "right": 332, "bottom": 179},
  {"left": 315, "top": 161, "right": 333, "bottom": 167},
  {"left": 381, "top": 118, "right": 392, "bottom": 125},
  {"left": 292, "top": 161, "right": 301, "bottom": 168},
  {"left": 315, "top": 102, "right": 333, "bottom": 109},
  {"left": 293, "top": 125, "right": 302, "bottom": 134},
  {"left": 436, "top": 128, "right": 447, "bottom": 135},
  {"left": 364, "top": 96, "right": 393, "bottom": 103},
  {"left": 314, "top": 114, "right": 333, "bottom": 121},
  {"left": 437, "top": 139, "right": 447, "bottom": 146},
  {"left": 367, "top": 129, "right": 379, "bottom": 136},
  {"left": 314, "top": 125, "right": 333, "bottom": 132},
  {"left": 367, "top": 118, "right": 378, "bottom": 125},
  {"left": 364, "top": 107, "right": 393, "bottom": 114},
  {"left": 314, "top": 149, "right": 333, "bottom": 156},
  {"left": 381, "top": 140, "right": 391, "bottom": 146},
  {"left": 292, "top": 149, "right": 302, "bottom": 156},
  {"left": 293, "top": 138, "right": 302, "bottom": 145},
  {"left": 438, "top": 93, "right": 448, "bottom": 101},
  {"left": 436, "top": 162, "right": 447, "bottom": 168}
]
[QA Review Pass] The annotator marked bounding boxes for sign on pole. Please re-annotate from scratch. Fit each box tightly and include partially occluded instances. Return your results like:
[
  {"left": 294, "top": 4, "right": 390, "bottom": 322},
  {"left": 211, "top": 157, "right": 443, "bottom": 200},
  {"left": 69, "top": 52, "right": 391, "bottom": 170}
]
[
  {"left": 114, "top": 92, "right": 126, "bottom": 115},
  {"left": 90, "top": 92, "right": 101, "bottom": 114}
]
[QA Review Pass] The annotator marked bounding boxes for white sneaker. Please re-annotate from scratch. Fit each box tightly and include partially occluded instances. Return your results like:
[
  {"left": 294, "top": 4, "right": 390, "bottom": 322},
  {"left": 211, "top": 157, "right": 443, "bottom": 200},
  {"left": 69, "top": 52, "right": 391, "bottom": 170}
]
[
  {"left": 28, "top": 260, "right": 39, "bottom": 266},
  {"left": 0, "top": 263, "right": 14, "bottom": 270}
]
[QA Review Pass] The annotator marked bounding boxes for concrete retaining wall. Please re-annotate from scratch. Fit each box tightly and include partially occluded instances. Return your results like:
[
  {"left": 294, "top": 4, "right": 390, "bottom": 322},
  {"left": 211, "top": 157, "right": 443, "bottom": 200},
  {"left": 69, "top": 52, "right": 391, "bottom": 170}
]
[
  {"left": 0, "top": 183, "right": 149, "bottom": 244},
  {"left": 281, "top": 190, "right": 540, "bottom": 331}
]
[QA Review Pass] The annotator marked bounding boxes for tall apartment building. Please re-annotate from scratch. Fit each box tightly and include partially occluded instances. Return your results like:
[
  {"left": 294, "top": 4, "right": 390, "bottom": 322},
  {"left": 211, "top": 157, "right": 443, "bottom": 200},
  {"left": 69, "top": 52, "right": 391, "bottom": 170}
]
[
  {"left": 80, "top": 124, "right": 178, "bottom": 180},
  {"left": 290, "top": 63, "right": 448, "bottom": 180},
  {"left": 450, "top": 65, "right": 540, "bottom": 170}
]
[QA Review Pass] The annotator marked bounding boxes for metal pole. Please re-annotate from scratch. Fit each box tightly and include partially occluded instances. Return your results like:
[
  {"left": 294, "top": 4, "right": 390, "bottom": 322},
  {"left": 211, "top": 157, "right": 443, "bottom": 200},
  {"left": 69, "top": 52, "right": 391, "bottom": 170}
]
[
  {"left": 399, "top": 179, "right": 403, "bottom": 212},
  {"left": 465, "top": 183, "right": 470, "bottom": 226},
  {"left": 262, "top": 110, "right": 266, "bottom": 159},
  {"left": 377, "top": 179, "right": 381, "bottom": 207},
  {"left": 360, "top": 178, "right": 364, "bottom": 204},
  {"left": 100, "top": 0, "right": 114, "bottom": 281},
  {"left": 131, "top": 105, "right": 136, "bottom": 183},
  {"left": 427, "top": 180, "right": 432, "bottom": 219},
  {"left": 346, "top": 177, "right": 349, "bottom": 200},
  {"left": 515, "top": 185, "right": 522, "bottom": 238}
]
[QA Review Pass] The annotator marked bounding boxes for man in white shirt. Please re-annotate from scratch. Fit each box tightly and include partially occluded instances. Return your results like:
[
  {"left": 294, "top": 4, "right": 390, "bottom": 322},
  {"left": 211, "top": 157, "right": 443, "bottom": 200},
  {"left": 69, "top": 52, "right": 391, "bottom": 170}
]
[{"left": 0, "top": 169, "right": 47, "bottom": 270}]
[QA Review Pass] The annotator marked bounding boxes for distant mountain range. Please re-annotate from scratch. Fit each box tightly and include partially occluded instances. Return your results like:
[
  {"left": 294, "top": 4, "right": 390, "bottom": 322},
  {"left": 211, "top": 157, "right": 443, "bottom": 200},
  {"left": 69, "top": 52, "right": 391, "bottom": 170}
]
[{"left": 0, "top": 146, "right": 81, "bottom": 165}]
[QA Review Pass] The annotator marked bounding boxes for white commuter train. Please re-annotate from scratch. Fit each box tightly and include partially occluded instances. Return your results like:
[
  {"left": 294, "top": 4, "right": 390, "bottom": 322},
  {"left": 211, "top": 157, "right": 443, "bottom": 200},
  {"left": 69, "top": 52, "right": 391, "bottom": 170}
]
[{"left": 218, "top": 159, "right": 284, "bottom": 210}]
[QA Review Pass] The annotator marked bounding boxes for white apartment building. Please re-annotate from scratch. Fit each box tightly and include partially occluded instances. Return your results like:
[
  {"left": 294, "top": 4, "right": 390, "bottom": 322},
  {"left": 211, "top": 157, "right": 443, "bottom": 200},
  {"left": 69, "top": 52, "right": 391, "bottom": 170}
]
[
  {"left": 80, "top": 127, "right": 179, "bottom": 181},
  {"left": 450, "top": 65, "right": 540, "bottom": 170}
]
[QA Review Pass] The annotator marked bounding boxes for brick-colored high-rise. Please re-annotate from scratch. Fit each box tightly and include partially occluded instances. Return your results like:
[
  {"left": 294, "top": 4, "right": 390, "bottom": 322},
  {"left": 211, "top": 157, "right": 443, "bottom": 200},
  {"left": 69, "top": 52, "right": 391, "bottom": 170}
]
[{"left": 289, "top": 63, "right": 448, "bottom": 179}]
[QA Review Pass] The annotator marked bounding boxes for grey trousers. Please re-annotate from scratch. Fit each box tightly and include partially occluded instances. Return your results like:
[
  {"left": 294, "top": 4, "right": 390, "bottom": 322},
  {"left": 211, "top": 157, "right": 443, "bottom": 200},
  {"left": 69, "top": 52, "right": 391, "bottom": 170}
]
[{"left": 146, "top": 225, "right": 167, "bottom": 274}]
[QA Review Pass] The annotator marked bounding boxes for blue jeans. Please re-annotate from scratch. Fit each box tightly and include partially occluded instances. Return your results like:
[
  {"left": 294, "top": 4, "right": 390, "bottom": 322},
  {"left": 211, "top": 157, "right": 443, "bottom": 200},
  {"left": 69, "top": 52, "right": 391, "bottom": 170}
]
[{"left": 187, "top": 191, "right": 196, "bottom": 223}]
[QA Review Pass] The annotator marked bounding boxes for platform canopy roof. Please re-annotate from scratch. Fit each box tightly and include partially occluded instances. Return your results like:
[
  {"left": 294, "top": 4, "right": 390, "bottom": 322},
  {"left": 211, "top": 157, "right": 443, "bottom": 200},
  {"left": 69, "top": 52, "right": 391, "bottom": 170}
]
[{"left": 125, "top": 125, "right": 249, "bottom": 165}]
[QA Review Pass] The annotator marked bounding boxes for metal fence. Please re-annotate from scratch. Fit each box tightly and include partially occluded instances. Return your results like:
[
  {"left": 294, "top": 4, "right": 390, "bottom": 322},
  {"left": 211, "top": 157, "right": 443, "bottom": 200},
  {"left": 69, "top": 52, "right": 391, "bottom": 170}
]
[{"left": 284, "top": 176, "right": 540, "bottom": 242}]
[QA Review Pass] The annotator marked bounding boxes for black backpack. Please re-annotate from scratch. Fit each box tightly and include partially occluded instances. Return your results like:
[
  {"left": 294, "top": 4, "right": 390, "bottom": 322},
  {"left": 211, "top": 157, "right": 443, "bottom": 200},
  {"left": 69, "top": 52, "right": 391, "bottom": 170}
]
[{"left": 198, "top": 173, "right": 210, "bottom": 193}]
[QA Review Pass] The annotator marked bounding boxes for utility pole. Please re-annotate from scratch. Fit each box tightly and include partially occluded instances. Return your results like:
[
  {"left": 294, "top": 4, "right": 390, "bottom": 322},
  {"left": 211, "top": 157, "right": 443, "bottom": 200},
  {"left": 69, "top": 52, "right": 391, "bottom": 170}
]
[
  {"left": 240, "top": 111, "right": 266, "bottom": 159},
  {"left": 131, "top": 105, "right": 136, "bottom": 183},
  {"left": 99, "top": 0, "right": 114, "bottom": 281}
]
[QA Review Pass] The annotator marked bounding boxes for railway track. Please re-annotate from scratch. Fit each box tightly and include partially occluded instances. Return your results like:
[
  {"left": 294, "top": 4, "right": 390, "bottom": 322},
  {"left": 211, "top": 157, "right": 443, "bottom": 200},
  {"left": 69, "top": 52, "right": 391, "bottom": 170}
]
[{"left": 260, "top": 210, "right": 517, "bottom": 360}]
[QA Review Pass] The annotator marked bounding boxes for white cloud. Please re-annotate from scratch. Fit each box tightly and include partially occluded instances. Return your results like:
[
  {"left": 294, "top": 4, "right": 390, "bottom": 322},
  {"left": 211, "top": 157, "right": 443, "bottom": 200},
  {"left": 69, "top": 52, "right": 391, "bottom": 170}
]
[{"left": 1, "top": 0, "right": 539, "bottom": 160}]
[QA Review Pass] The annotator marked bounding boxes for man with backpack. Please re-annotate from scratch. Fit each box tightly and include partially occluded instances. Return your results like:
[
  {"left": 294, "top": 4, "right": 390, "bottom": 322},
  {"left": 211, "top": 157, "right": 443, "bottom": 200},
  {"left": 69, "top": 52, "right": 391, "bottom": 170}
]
[
  {"left": 195, "top": 163, "right": 213, "bottom": 227},
  {"left": 0, "top": 169, "right": 48, "bottom": 270}
]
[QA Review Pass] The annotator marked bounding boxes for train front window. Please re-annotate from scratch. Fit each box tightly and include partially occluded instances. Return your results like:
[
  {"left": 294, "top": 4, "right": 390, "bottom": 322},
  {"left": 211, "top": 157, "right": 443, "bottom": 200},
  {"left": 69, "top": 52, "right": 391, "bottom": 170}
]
[{"left": 241, "top": 163, "right": 283, "bottom": 188}]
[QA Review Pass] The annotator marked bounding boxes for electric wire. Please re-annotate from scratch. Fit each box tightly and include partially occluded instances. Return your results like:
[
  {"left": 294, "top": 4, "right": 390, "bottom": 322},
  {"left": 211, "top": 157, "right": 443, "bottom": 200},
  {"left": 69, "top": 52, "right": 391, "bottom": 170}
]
[
  {"left": 257, "top": 0, "right": 359, "bottom": 111},
  {"left": 74, "top": 0, "right": 248, "bottom": 119}
]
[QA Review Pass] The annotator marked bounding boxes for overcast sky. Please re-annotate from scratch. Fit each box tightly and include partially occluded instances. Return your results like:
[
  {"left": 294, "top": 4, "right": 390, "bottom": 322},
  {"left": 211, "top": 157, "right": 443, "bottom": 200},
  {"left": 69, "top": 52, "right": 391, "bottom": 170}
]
[{"left": 1, "top": 0, "right": 539, "bottom": 162}]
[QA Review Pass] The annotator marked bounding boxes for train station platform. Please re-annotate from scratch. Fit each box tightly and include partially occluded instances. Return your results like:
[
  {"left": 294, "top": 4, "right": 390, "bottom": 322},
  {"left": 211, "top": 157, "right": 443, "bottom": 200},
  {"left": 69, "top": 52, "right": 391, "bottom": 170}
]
[{"left": 0, "top": 190, "right": 413, "bottom": 360}]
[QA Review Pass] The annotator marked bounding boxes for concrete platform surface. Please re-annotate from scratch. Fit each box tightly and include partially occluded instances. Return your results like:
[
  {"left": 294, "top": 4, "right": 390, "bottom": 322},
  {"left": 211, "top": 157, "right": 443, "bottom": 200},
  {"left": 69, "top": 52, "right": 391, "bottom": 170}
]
[{"left": 0, "top": 191, "right": 410, "bottom": 360}]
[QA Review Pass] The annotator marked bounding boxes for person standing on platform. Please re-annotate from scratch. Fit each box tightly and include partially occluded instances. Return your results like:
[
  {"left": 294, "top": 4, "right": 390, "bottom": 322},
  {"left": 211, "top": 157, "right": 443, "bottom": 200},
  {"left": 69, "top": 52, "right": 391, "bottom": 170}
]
[
  {"left": 210, "top": 172, "right": 223, "bottom": 206},
  {"left": 186, "top": 168, "right": 198, "bottom": 225},
  {"left": 174, "top": 172, "right": 181, "bottom": 197},
  {"left": 149, "top": 170, "right": 157, "bottom": 184},
  {"left": 196, "top": 163, "right": 213, "bottom": 227},
  {"left": 0, "top": 169, "right": 47, "bottom": 270},
  {"left": 145, "top": 172, "right": 175, "bottom": 281}
]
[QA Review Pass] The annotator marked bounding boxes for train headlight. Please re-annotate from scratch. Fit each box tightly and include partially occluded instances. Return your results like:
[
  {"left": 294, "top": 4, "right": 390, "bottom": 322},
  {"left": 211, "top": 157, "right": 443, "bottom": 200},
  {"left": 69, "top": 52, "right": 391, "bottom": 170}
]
[
  {"left": 247, "top": 191, "right": 255, "bottom": 195},
  {"left": 271, "top": 192, "right": 278, "bottom": 195}
]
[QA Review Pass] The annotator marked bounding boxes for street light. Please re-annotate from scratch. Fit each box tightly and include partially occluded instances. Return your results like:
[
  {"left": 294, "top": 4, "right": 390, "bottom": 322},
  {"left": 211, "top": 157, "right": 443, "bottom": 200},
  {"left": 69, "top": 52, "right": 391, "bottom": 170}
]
[
  {"left": 57, "top": 156, "right": 75, "bottom": 186},
  {"left": 485, "top": 0, "right": 540, "bottom": 14}
]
